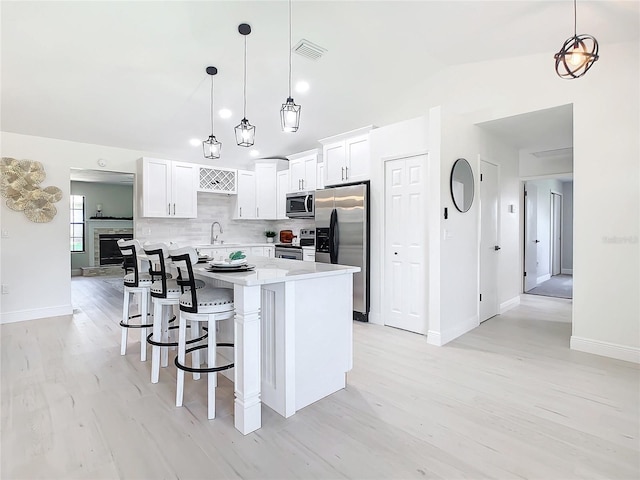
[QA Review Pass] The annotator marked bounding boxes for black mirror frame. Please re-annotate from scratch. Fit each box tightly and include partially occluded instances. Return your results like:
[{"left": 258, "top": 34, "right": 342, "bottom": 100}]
[{"left": 450, "top": 158, "right": 474, "bottom": 213}]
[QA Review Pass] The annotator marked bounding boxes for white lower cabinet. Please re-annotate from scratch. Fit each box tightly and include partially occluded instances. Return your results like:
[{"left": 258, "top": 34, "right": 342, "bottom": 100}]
[
  {"left": 198, "top": 245, "right": 274, "bottom": 261},
  {"left": 302, "top": 247, "right": 316, "bottom": 262}
]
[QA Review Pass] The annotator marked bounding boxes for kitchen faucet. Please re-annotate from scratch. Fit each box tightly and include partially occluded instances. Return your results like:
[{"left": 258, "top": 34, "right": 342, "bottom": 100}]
[{"left": 211, "top": 221, "right": 223, "bottom": 244}]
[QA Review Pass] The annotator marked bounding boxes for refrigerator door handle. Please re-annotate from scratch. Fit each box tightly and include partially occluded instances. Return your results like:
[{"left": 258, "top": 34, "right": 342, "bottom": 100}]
[{"left": 329, "top": 208, "right": 339, "bottom": 264}]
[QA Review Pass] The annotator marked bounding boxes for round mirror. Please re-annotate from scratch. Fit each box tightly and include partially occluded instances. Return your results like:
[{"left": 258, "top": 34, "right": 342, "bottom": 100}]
[{"left": 450, "top": 158, "right": 474, "bottom": 212}]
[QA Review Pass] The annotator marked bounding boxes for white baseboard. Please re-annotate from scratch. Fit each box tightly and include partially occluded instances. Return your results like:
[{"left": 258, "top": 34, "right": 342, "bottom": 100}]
[
  {"left": 427, "top": 314, "right": 478, "bottom": 346},
  {"left": 0, "top": 304, "right": 73, "bottom": 324},
  {"left": 368, "top": 311, "right": 383, "bottom": 326},
  {"left": 570, "top": 336, "right": 640, "bottom": 364},
  {"left": 537, "top": 274, "right": 551, "bottom": 284},
  {"left": 561, "top": 268, "right": 573, "bottom": 275},
  {"left": 499, "top": 295, "right": 521, "bottom": 314}
]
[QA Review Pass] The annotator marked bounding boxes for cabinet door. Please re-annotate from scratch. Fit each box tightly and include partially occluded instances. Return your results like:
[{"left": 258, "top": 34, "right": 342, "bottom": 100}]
[
  {"left": 302, "top": 156, "right": 317, "bottom": 191},
  {"left": 344, "top": 134, "right": 370, "bottom": 183},
  {"left": 236, "top": 170, "right": 256, "bottom": 219},
  {"left": 250, "top": 246, "right": 265, "bottom": 257},
  {"left": 276, "top": 170, "right": 289, "bottom": 219},
  {"left": 171, "top": 161, "right": 198, "bottom": 218},
  {"left": 316, "top": 163, "right": 325, "bottom": 190},
  {"left": 264, "top": 246, "right": 275, "bottom": 258},
  {"left": 255, "top": 162, "right": 277, "bottom": 219},
  {"left": 323, "top": 140, "right": 346, "bottom": 186},
  {"left": 289, "top": 159, "right": 305, "bottom": 192},
  {"left": 142, "top": 158, "right": 171, "bottom": 217}
]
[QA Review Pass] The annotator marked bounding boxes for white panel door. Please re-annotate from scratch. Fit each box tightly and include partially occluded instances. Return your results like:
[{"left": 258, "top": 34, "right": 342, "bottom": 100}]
[
  {"left": 171, "top": 161, "right": 197, "bottom": 218},
  {"left": 142, "top": 158, "right": 171, "bottom": 217},
  {"left": 524, "top": 182, "right": 538, "bottom": 292},
  {"left": 384, "top": 155, "right": 426, "bottom": 334},
  {"left": 345, "top": 134, "right": 370, "bottom": 183},
  {"left": 480, "top": 160, "right": 499, "bottom": 322}
]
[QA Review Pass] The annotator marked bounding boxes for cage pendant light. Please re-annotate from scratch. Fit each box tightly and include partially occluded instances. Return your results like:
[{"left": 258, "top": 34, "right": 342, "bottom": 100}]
[
  {"left": 203, "top": 66, "right": 222, "bottom": 159},
  {"left": 280, "top": 0, "right": 301, "bottom": 132},
  {"left": 554, "top": 0, "right": 599, "bottom": 79},
  {"left": 235, "top": 24, "right": 256, "bottom": 147}
]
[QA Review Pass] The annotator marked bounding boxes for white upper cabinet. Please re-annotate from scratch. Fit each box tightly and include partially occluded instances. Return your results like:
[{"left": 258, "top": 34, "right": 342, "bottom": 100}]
[
  {"left": 320, "top": 126, "right": 374, "bottom": 186},
  {"left": 254, "top": 161, "right": 277, "bottom": 219},
  {"left": 235, "top": 170, "right": 256, "bottom": 219},
  {"left": 235, "top": 159, "right": 287, "bottom": 220},
  {"left": 276, "top": 169, "right": 290, "bottom": 219},
  {"left": 288, "top": 149, "right": 320, "bottom": 192},
  {"left": 138, "top": 157, "right": 197, "bottom": 218}
]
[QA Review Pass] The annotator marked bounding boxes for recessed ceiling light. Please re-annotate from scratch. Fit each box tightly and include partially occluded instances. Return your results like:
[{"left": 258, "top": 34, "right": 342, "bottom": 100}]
[
  {"left": 295, "top": 81, "right": 310, "bottom": 93},
  {"left": 219, "top": 108, "right": 232, "bottom": 119},
  {"left": 250, "top": 150, "right": 260, "bottom": 157},
  {"left": 189, "top": 138, "right": 201, "bottom": 146}
]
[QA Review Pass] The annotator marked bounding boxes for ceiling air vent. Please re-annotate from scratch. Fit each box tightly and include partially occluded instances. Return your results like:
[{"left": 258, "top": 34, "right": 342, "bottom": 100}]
[
  {"left": 293, "top": 39, "right": 327, "bottom": 60},
  {"left": 531, "top": 147, "right": 573, "bottom": 158}
]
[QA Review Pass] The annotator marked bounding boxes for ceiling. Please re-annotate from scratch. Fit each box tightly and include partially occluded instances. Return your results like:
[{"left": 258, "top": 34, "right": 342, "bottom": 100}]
[{"left": 2, "top": 1, "right": 638, "bottom": 169}]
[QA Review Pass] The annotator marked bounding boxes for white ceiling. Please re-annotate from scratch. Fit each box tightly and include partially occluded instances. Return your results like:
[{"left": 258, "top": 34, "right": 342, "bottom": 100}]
[{"left": 2, "top": 1, "right": 639, "bottom": 169}]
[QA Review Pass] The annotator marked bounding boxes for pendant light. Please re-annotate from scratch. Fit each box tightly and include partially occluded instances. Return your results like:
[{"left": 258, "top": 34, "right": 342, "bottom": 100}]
[
  {"left": 554, "top": 0, "right": 599, "bottom": 79},
  {"left": 235, "top": 23, "right": 255, "bottom": 147},
  {"left": 203, "top": 66, "right": 222, "bottom": 159},
  {"left": 280, "top": 0, "right": 301, "bottom": 132}
]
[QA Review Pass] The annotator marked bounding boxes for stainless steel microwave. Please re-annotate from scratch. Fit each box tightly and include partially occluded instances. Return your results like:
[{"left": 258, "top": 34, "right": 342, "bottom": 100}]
[{"left": 286, "top": 191, "right": 314, "bottom": 218}]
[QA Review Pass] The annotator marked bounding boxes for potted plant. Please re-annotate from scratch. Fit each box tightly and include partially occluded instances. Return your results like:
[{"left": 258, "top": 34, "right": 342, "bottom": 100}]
[{"left": 265, "top": 230, "right": 276, "bottom": 243}]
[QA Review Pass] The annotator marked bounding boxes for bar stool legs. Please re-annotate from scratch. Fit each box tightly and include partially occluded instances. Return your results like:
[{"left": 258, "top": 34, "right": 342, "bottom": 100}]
[{"left": 120, "top": 286, "right": 152, "bottom": 361}]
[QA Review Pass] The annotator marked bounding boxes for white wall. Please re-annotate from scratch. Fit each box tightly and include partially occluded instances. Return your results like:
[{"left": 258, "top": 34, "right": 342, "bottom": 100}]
[
  {"left": 0, "top": 133, "right": 143, "bottom": 323},
  {"left": 411, "top": 40, "right": 639, "bottom": 361},
  {"left": 368, "top": 116, "right": 430, "bottom": 326}
]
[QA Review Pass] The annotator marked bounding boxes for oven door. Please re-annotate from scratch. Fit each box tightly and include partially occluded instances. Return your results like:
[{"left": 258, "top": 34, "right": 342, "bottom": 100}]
[{"left": 275, "top": 247, "right": 303, "bottom": 261}]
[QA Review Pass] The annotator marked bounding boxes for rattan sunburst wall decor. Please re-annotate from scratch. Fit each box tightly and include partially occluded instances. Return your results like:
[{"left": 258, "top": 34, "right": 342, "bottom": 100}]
[{"left": 0, "top": 157, "right": 63, "bottom": 223}]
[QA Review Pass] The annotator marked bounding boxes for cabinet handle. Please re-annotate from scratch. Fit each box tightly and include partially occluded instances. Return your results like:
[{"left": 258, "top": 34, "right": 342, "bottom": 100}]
[
  {"left": 256, "top": 207, "right": 259, "bottom": 217},
  {"left": 240, "top": 207, "right": 242, "bottom": 217},
  {"left": 302, "top": 179, "right": 304, "bottom": 189},
  {"left": 341, "top": 167, "right": 344, "bottom": 181},
  {"left": 173, "top": 203, "right": 175, "bottom": 215},
  {"left": 345, "top": 167, "right": 348, "bottom": 179},
  {"left": 168, "top": 203, "right": 171, "bottom": 215}
]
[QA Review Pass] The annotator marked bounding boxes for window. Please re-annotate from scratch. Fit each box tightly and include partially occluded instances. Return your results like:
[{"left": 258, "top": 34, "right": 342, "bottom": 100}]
[{"left": 70, "top": 195, "right": 85, "bottom": 252}]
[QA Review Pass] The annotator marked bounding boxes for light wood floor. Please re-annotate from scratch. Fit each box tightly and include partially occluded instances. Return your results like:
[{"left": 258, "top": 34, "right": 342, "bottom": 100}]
[{"left": 2, "top": 277, "right": 638, "bottom": 479}]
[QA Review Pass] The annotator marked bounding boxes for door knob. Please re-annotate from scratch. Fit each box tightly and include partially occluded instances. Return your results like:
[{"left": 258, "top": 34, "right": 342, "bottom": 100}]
[
  {"left": 394, "top": 252, "right": 398, "bottom": 255},
  {"left": 535, "top": 239, "right": 540, "bottom": 243},
  {"left": 494, "top": 245, "right": 501, "bottom": 251}
]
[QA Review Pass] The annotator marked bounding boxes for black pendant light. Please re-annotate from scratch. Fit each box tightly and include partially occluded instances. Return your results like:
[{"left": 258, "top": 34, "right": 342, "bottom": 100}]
[
  {"left": 554, "top": 0, "right": 599, "bottom": 79},
  {"left": 280, "top": 0, "right": 301, "bottom": 132},
  {"left": 235, "top": 23, "right": 256, "bottom": 147},
  {"left": 203, "top": 66, "right": 222, "bottom": 159}
]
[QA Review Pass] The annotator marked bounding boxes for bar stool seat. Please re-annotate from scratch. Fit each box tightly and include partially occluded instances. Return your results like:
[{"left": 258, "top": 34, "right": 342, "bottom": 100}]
[{"left": 170, "top": 247, "right": 235, "bottom": 420}]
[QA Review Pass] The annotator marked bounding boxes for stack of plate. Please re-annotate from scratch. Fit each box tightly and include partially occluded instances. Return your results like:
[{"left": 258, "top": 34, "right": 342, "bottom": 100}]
[{"left": 206, "top": 258, "right": 254, "bottom": 272}]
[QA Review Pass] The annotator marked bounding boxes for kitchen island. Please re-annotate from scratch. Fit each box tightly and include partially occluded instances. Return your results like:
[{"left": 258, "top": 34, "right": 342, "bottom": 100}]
[{"left": 193, "top": 256, "right": 360, "bottom": 435}]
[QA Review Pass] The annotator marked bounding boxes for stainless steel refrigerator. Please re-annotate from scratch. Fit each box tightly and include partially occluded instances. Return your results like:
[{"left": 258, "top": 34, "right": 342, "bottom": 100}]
[{"left": 315, "top": 182, "right": 370, "bottom": 321}]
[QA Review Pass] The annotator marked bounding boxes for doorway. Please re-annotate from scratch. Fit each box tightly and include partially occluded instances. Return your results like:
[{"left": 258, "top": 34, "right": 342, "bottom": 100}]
[
  {"left": 70, "top": 169, "right": 135, "bottom": 277},
  {"left": 479, "top": 159, "right": 499, "bottom": 322},
  {"left": 523, "top": 178, "right": 573, "bottom": 299}
]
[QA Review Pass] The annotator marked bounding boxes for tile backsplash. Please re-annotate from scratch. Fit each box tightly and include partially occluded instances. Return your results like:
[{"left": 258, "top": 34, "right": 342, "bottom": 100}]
[{"left": 135, "top": 193, "right": 314, "bottom": 245}]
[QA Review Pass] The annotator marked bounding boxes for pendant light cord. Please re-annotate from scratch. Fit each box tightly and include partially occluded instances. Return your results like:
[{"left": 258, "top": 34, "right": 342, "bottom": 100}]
[
  {"left": 288, "top": 0, "right": 292, "bottom": 98},
  {"left": 573, "top": 0, "right": 577, "bottom": 37},
  {"left": 243, "top": 35, "right": 247, "bottom": 119},
  {"left": 210, "top": 75, "right": 214, "bottom": 135}
]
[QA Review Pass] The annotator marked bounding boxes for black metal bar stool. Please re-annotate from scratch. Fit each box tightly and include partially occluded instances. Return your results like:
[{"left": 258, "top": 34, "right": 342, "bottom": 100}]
[{"left": 170, "top": 247, "right": 235, "bottom": 419}]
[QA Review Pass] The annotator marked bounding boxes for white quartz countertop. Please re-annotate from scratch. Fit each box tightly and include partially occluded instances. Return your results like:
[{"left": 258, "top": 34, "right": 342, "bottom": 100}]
[
  {"left": 193, "top": 242, "right": 275, "bottom": 249},
  {"left": 194, "top": 256, "right": 359, "bottom": 286}
]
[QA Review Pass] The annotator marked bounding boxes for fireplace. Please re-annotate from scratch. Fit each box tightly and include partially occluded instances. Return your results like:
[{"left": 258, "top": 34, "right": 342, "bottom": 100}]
[{"left": 99, "top": 233, "right": 133, "bottom": 265}]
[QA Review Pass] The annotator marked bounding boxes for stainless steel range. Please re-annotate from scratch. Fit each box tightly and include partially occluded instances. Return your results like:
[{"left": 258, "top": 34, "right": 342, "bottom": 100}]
[{"left": 275, "top": 229, "right": 315, "bottom": 260}]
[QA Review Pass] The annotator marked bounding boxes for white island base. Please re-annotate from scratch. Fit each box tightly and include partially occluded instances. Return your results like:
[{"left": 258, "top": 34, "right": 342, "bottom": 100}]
[{"left": 195, "top": 257, "right": 358, "bottom": 434}]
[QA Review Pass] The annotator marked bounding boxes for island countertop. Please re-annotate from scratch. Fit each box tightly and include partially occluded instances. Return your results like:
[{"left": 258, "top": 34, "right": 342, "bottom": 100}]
[{"left": 193, "top": 256, "right": 360, "bottom": 286}]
